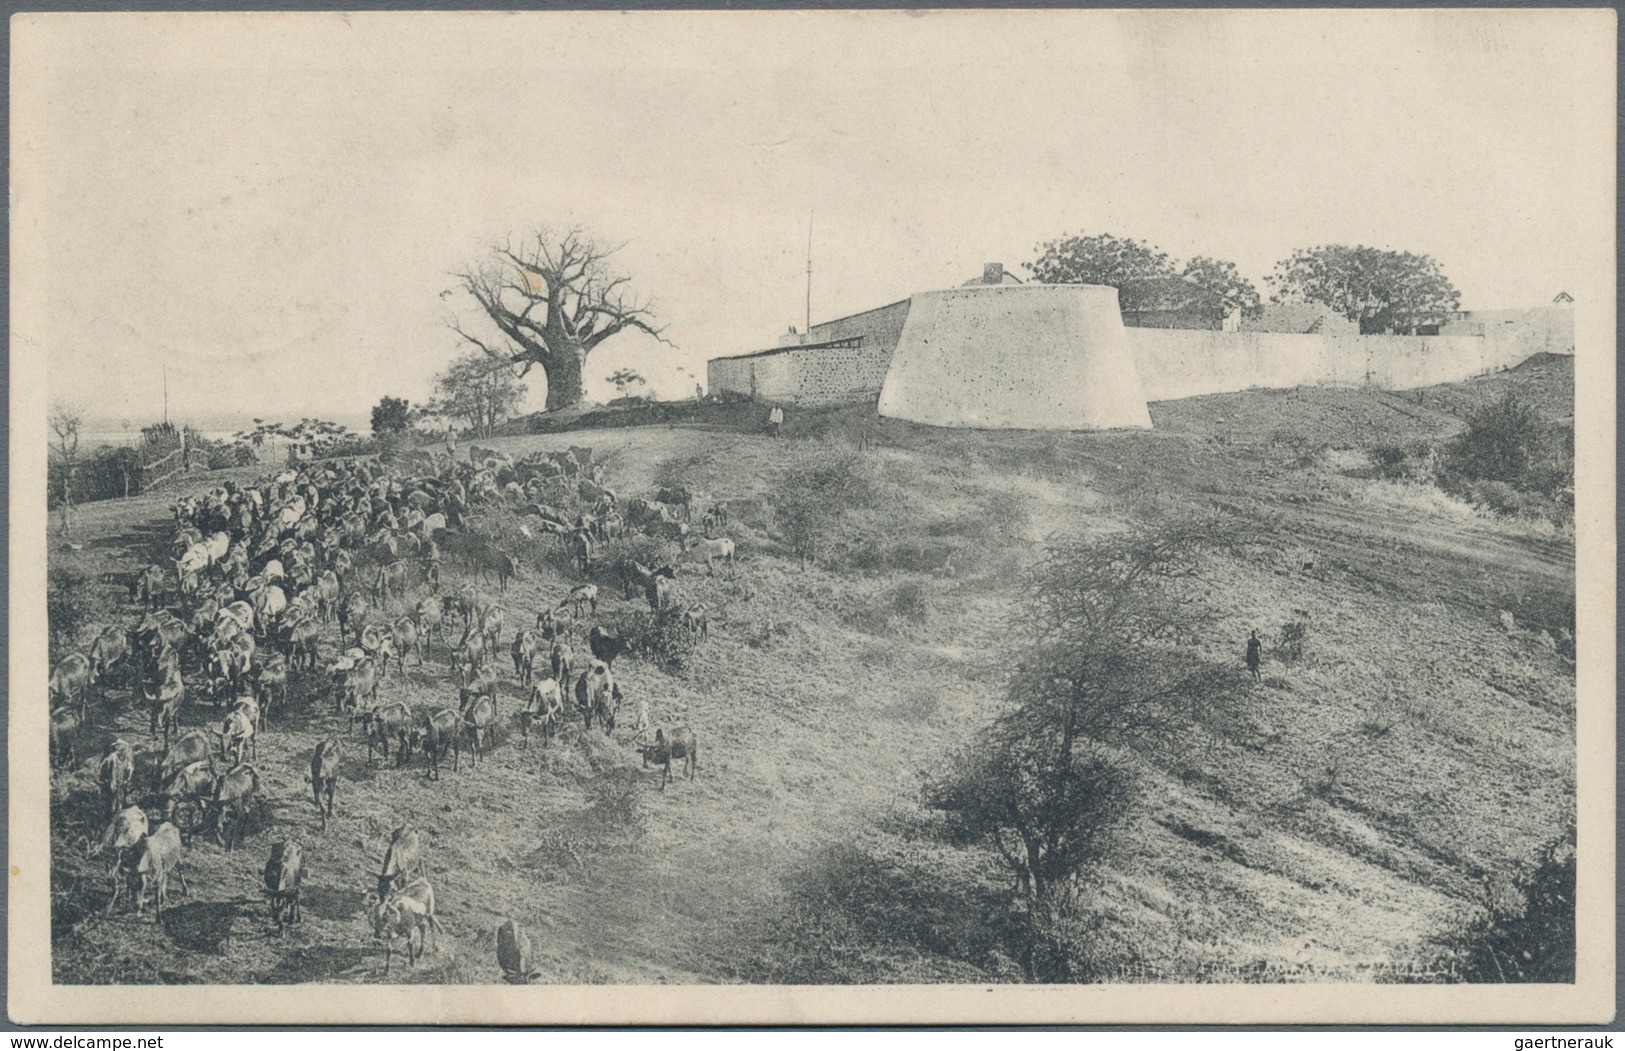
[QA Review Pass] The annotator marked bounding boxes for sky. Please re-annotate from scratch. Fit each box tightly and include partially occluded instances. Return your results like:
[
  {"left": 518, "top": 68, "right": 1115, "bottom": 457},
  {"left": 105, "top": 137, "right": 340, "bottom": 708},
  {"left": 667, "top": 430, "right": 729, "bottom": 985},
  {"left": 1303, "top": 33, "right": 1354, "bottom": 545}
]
[{"left": 12, "top": 10, "right": 1615, "bottom": 427}]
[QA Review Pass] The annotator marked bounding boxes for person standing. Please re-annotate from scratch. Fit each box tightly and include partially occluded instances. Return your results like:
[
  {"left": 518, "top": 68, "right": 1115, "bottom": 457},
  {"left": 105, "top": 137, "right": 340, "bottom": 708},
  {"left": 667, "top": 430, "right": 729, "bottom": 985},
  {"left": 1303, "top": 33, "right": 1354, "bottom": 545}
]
[
  {"left": 1245, "top": 630, "right": 1262, "bottom": 681},
  {"left": 768, "top": 404, "right": 785, "bottom": 439}
]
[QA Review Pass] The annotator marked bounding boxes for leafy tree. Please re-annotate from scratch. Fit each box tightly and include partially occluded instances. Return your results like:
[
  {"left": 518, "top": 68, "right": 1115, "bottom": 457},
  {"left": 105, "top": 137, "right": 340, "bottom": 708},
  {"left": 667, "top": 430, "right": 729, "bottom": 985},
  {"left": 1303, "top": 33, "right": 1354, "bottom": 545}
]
[
  {"left": 608, "top": 368, "right": 648, "bottom": 401},
  {"left": 1267, "top": 244, "right": 1460, "bottom": 335},
  {"left": 371, "top": 395, "right": 412, "bottom": 435},
  {"left": 48, "top": 402, "right": 84, "bottom": 532},
  {"left": 1026, "top": 233, "right": 1177, "bottom": 315},
  {"left": 1181, "top": 255, "right": 1263, "bottom": 322},
  {"left": 449, "top": 227, "right": 669, "bottom": 411},
  {"left": 427, "top": 353, "right": 526, "bottom": 439}
]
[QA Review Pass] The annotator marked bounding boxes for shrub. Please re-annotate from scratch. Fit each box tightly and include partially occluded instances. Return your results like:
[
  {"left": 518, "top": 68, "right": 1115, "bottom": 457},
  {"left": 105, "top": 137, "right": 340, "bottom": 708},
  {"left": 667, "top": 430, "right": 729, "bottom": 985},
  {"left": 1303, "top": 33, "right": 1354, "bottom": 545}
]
[
  {"left": 1275, "top": 620, "right": 1309, "bottom": 664},
  {"left": 1423, "top": 831, "right": 1575, "bottom": 982},
  {"left": 888, "top": 580, "right": 931, "bottom": 623},
  {"left": 48, "top": 566, "right": 93, "bottom": 660}
]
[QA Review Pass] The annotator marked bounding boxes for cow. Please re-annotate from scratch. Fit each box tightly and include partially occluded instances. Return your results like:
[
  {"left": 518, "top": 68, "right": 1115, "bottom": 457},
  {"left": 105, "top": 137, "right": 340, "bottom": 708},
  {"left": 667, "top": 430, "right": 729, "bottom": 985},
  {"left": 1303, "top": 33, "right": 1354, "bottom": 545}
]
[
  {"left": 284, "top": 617, "right": 322, "bottom": 673},
  {"left": 519, "top": 678, "right": 564, "bottom": 749},
  {"left": 158, "top": 730, "right": 212, "bottom": 789},
  {"left": 452, "top": 583, "right": 479, "bottom": 632},
  {"left": 641, "top": 727, "right": 699, "bottom": 789},
  {"left": 537, "top": 603, "right": 575, "bottom": 643},
  {"left": 310, "top": 738, "right": 341, "bottom": 828},
  {"left": 211, "top": 763, "right": 262, "bottom": 850},
  {"left": 253, "top": 652, "right": 288, "bottom": 726},
  {"left": 377, "top": 825, "right": 428, "bottom": 899},
  {"left": 682, "top": 536, "right": 736, "bottom": 577},
  {"left": 450, "top": 637, "right": 487, "bottom": 685},
  {"left": 49, "top": 707, "right": 81, "bottom": 769},
  {"left": 681, "top": 603, "right": 711, "bottom": 642},
  {"left": 338, "top": 593, "right": 372, "bottom": 643},
  {"left": 122, "top": 822, "right": 189, "bottom": 922},
  {"left": 497, "top": 918, "right": 540, "bottom": 984},
  {"left": 575, "top": 660, "right": 617, "bottom": 735},
  {"left": 407, "top": 708, "right": 462, "bottom": 779},
  {"left": 649, "top": 574, "right": 679, "bottom": 614},
  {"left": 372, "top": 877, "right": 441, "bottom": 976},
  {"left": 98, "top": 739, "right": 135, "bottom": 818},
  {"left": 220, "top": 707, "right": 257, "bottom": 767},
  {"left": 88, "top": 626, "right": 132, "bottom": 695},
  {"left": 586, "top": 626, "right": 633, "bottom": 669},
  {"left": 510, "top": 628, "right": 540, "bottom": 687},
  {"left": 475, "top": 602, "right": 505, "bottom": 657},
  {"left": 134, "top": 564, "right": 167, "bottom": 609},
  {"left": 387, "top": 617, "right": 423, "bottom": 672},
  {"left": 413, "top": 596, "right": 446, "bottom": 656},
  {"left": 159, "top": 759, "right": 215, "bottom": 827},
  {"left": 314, "top": 570, "right": 342, "bottom": 623},
  {"left": 569, "top": 583, "right": 598, "bottom": 618},
  {"left": 460, "top": 696, "right": 496, "bottom": 765},
  {"left": 50, "top": 653, "right": 94, "bottom": 722},
  {"left": 569, "top": 530, "right": 594, "bottom": 574},
  {"left": 364, "top": 702, "right": 412, "bottom": 768},
  {"left": 99, "top": 806, "right": 149, "bottom": 915},
  {"left": 341, "top": 657, "right": 380, "bottom": 729},
  {"left": 656, "top": 486, "right": 692, "bottom": 522},
  {"left": 358, "top": 623, "right": 397, "bottom": 675},
  {"left": 253, "top": 584, "right": 288, "bottom": 635},
  {"left": 372, "top": 560, "right": 408, "bottom": 609},
  {"left": 145, "top": 666, "right": 185, "bottom": 750},
  {"left": 548, "top": 638, "right": 574, "bottom": 689},
  {"left": 264, "top": 840, "right": 304, "bottom": 930}
]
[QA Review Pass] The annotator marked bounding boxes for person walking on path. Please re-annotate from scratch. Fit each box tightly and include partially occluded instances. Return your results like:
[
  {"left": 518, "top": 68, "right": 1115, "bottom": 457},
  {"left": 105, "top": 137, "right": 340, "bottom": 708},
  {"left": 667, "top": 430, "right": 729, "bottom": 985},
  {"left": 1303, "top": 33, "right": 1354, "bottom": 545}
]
[
  {"left": 1245, "top": 629, "right": 1262, "bottom": 682},
  {"left": 768, "top": 404, "right": 785, "bottom": 439}
]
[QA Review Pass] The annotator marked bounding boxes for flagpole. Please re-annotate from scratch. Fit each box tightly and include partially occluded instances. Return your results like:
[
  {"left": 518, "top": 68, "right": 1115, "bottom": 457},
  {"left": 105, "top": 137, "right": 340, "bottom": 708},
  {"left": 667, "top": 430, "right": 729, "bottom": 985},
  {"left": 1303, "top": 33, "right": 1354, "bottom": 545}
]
[{"left": 805, "top": 212, "right": 814, "bottom": 340}]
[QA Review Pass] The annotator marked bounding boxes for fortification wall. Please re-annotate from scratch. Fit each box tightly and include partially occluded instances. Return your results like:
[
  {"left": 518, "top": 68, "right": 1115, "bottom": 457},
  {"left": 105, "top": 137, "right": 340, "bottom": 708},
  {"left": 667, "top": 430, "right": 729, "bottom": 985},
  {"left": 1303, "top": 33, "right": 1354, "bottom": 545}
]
[
  {"left": 808, "top": 298, "right": 912, "bottom": 350},
  {"left": 706, "top": 341, "right": 896, "bottom": 407},
  {"left": 1130, "top": 329, "right": 1516, "bottom": 402}
]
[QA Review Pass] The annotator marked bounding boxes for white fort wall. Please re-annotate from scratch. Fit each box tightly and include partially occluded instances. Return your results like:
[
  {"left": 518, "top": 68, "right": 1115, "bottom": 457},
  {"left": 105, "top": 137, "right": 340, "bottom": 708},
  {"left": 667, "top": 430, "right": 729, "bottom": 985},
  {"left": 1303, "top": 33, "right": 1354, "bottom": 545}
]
[{"left": 708, "top": 285, "right": 1556, "bottom": 427}]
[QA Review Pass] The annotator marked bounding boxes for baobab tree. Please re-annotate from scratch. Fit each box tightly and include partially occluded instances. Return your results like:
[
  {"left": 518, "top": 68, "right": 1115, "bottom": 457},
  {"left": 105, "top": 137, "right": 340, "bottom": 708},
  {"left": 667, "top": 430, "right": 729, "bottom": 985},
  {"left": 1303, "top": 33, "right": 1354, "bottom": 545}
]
[
  {"left": 49, "top": 401, "right": 84, "bottom": 535},
  {"left": 448, "top": 228, "right": 670, "bottom": 411}
]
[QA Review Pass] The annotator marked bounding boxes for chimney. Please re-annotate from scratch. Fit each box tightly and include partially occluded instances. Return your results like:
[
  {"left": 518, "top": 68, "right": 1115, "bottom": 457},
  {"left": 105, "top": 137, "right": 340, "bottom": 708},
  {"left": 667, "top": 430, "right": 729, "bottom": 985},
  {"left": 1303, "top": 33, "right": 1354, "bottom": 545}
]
[{"left": 982, "top": 263, "right": 1005, "bottom": 285}]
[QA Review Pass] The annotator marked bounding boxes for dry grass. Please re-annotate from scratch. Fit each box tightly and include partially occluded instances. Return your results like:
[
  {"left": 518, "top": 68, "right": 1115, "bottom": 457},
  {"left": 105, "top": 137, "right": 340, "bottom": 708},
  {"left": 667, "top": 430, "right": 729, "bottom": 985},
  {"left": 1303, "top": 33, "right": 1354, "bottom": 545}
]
[{"left": 48, "top": 359, "right": 1574, "bottom": 984}]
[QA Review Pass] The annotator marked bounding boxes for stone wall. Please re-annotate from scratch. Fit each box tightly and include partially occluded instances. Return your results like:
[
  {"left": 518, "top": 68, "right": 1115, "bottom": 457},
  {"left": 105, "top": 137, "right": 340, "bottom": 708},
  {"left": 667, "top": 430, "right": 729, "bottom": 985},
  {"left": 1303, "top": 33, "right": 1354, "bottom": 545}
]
[{"left": 707, "top": 298, "right": 912, "bottom": 406}]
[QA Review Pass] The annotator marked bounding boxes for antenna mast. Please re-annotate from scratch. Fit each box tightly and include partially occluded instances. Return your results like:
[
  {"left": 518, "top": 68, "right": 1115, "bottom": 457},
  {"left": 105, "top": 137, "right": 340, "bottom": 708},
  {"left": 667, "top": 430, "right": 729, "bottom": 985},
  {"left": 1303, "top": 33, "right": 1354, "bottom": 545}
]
[
  {"left": 163, "top": 364, "right": 169, "bottom": 425},
  {"left": 805, "top": 211, "right": 813, "bottom": 340}
]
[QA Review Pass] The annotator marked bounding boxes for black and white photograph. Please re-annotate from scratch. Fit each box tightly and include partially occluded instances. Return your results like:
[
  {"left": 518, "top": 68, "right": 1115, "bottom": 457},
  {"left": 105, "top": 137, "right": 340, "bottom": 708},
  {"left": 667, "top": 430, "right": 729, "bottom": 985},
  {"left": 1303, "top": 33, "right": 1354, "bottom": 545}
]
[{"left": 8, "top": 9, "right": 1614, "bottom": 1026}]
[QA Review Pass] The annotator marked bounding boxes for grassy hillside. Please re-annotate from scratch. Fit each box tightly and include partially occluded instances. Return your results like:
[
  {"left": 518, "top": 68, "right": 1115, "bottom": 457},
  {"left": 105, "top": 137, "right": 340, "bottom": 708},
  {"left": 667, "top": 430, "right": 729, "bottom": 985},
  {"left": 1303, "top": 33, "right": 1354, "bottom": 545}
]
[{"left": 48, "top": 358, "right": 1574, "bottom": 984}]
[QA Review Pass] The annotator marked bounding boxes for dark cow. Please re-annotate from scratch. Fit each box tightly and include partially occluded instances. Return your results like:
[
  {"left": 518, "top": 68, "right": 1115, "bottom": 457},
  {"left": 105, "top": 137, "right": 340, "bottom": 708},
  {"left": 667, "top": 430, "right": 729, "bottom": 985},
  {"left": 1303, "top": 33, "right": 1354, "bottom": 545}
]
[
  {"left": 574, "top": 661, "right": 617, "bottom": 735},
  {"left": 458, "top": 663, "right": 500, "bottom": 717},
  {"left": 510, "top": 628, "right": 540, "bottom": 687},
  {"left": 264, "top": 840, "right": 305, "bottom": 929},
  {"left": 406, "top": 708, "right": 461, "bottom": 779},
  {"left": 211, "top": 763, "right": 263, "bottom": 850},
  {"left": 49, "top": 707, "right": 82, "bottom": 769},
  {"left": 656, "top": 486, "right": 692, "bottom": 522},
  {"left": 641, "top": 727, "right": 699, "bottom": 789},
  {"left": 461, "top": 696, "right": 496, "bottom": 765},
  {"left": 158, "top": 730, "right": 212, "bottom": 789},
  {"left": 310, "top": 738, "right": 341, "bottom": 828},
  {"left": 365, "top": 702, "right": 412, "bottom": 767},
  {"left": 586, "top": 626, "right": 633, "bottom": 669},
  {"left": 253, "top": 652, "right": 289, "bottom": 726}
]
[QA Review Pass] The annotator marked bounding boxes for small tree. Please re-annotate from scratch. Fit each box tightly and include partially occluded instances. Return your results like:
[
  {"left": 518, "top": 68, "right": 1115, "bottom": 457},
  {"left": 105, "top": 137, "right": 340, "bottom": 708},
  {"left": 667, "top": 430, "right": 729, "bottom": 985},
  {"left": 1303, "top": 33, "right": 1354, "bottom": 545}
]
[
  {"left": 427, "top": 353, "right": 527, "bottom": 439},
  {"left": 607, "top": 368, "right": 648, "bottom": 402},
  {"left": 1267, "top": 244, "right": 1460, "bottom": 334},
  {"left": 371, "top": 395, "right": 412, "bottom": 435},
  {"left": 49, "top": 402, "right": 84, "bottom": 534}
]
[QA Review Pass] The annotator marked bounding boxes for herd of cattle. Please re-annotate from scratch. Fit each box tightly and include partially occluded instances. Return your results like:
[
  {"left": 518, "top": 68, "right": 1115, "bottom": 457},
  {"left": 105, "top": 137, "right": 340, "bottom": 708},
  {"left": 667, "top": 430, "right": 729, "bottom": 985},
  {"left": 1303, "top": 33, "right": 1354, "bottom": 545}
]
[{"left": 49, "top": 443, "right": 730, "bottom": 979}]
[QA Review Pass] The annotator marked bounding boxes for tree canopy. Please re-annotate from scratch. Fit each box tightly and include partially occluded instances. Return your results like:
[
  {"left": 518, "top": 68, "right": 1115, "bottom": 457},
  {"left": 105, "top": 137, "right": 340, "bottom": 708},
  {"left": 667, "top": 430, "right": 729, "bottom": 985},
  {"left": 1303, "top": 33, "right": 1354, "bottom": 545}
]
[
  {"left": 371, "top": 395, "right": 412, "bottom": 435},
  {"left": 449, "top": 228, "right": 669, "bottom": 411},
  {"left": 1026, "top": 233, "right": 1260, "bottom": 324},
  {"left": 1267, "top": 244, "right": 1460, "bottom": 335},
  {"left": 1181, "top": 256, "right": 1262, "bottom": 321},
  {"left": 426, "top": 353, "right": 526, "bottom": 439}
]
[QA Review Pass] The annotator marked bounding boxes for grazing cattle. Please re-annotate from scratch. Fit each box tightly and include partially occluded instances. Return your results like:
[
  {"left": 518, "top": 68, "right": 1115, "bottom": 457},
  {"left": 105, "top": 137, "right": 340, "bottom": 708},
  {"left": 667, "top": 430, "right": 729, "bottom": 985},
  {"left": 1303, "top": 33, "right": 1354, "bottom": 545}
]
[
  {"left": 211, "top": 763, "right": 263, "bottom": 850},
  {"left": 365, "top": 702, "right": 412, "bottom": 767},
  {"left": 314, "top": 570, "right": 342, "bottom": 623},
  {"left": 569, "top": 530, "right": 594, "bottom": 574},
  {"left": 575, "top": 660, "right": 617, "bottom": 735},
  {"left": 88, "top": 626, "right": 132, "bottom": 694},
  {"left": 476, "top": 603, "right": 506, "bottom": 657},
  {"left": 649, "top": 574, "right": 679, "bottom": 614},
  {"left": 681, "top": 603, "right": 711, "bottom": 642},
  {"left": 122, "top": 822, "right": 188, "bottom": 921},
  {"left": 338, "top": 593, "right": 372, "bottom": 642},
  {"left": 50, "top": 653, "right": 94, "bottom": 721},
  {"left": 98, "top": 739, "right": 135, "bottom": 818},
  {"left": 253, "top": 585, "right": 288, "bottom": 634},
  {"left": 586, "top": 626, "right": 633, "bottom": 669},
  {"left": 460, "top": 696, "right": 496, "bottom": 765},
  {"left": 450, "top": 637, "right": 487, "bottom": 684},
  {"left": 407, "top": 708, "right": 462, "bottom": 779},
  {"left": 372, "top": 877, "right": 441, "bottom": 976},
  {"left": 377, "top": 825, "right": 428, "bottom": 899},
  {"left": 159, "top": 730, "right": 212, "bottom": 788},
  {"left": 220, "top": 708, "right": 257, "bottom": 766},
  {"left": 135, "top": 564, "right": 167, "bottom": 609},
  {"left": 390, "top": 616, "right": 424, "bottom": 671},
  {"left": 656, "top": 486, "right": 692, "bottom": 522},
  {"left": 310, "top": 739, "right": 341, "bottom": 828},
  {"left": 641, "top": 727, "right": 699, "bottom": 789},
  {"left": 341, "top": 657, "right": 380, "bottom": 727},
  {"left": 701, "top": 502, "right": 729, "bottom": 534},
  {"left": 284, "top": 617, "right": 322, "bottom": 672},
  {"left": 99, "top": 806, "right": 149, "bottom": 915},
  {"left": 519, "top": 678, "right": 564, "bottom": 749},
  {"left": 452, "top": 583, "right": 479, "bottom": 631},
  {"left": 372, "top": 560, "right": 408, "bottom": 608},
  {"left": 459, "top": 663, "right": 500, "bottom": 716},
  {"left": 414, "top": 597, "right": 445, "bottom": 654},
  {"left": 219, "top": 600, "right": 256, "bottom": 634},
  {"left": 630, "top": 695, "right": 652, "bottom": 744},
  {"left": 537, "top": 603, "right": 575, "bottom": 643},
  {"left": 49, "top": 707, "right": 81, "bottom": 769},
  {"left": 253, "top": 653, "right": 288, "bottom": 725},
  {"left": 569, "top": 583, "right": 598, "bottom": 618},
  {"left": 144, "top": 666, "right": 184, "bottom": 749},
  {"left": 497, "top": 918, "right": 540, "bottom": 984},
  {"left": 264, "top": 840, "right": 304, "bottom": 929},
  {"left": 160, "top": 760, "right": 215, "bottom": 827},
  {"left": 683, "top": 536, "right": 736, "bottom": 577},
  {"left": 510, "top": 629, "right": 540, "bottom": 686},
  {"left": 543, "top": 630, "right": 573, "bottom": 677}
]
